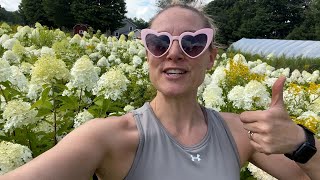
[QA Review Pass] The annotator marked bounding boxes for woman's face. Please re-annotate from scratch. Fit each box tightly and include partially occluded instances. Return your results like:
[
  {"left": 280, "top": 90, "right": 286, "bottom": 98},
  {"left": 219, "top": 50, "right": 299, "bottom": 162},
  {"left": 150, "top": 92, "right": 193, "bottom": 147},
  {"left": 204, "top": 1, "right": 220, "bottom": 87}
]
[{"left": 147, "top": 7, "right": 216, "bottom": 98}]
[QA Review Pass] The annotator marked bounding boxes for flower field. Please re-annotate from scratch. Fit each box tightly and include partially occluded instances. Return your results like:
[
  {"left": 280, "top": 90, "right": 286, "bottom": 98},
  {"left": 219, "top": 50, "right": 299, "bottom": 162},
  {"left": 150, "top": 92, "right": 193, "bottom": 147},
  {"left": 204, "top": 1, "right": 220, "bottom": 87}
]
[{"left": 0, "top": 22, "right": 319, "bottom": 179}]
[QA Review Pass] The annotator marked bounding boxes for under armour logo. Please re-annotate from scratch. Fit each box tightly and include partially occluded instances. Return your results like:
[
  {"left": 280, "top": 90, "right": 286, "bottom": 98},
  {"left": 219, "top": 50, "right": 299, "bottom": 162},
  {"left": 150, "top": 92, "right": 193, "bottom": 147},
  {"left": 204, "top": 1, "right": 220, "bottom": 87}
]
[{"left": 190, "top": 154, "right": 201, "bottom": 162}]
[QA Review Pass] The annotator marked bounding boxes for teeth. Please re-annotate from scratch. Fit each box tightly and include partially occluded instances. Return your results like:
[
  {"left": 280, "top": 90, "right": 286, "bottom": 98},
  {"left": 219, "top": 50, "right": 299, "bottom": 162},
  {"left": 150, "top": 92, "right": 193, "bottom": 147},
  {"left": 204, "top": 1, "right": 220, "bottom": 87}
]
[{"left": 165, "top": 69, "right": 186, "bottom": 74}]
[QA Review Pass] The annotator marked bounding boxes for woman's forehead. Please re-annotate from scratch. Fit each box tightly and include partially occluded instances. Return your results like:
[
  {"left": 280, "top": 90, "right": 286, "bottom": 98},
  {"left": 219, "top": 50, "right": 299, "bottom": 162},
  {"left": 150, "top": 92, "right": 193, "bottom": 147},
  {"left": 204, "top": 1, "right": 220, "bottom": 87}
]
[{"left": 150, "top": 7, "right": 205, "bottom": 33}]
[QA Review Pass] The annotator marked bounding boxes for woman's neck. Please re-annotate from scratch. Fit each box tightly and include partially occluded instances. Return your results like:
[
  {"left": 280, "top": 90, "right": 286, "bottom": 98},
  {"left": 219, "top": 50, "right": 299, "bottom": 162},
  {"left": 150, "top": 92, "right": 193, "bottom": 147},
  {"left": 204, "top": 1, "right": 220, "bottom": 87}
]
[
  {"left": 150, "top": 95, "right": 208, "bottom": 146},
  {"left": 150, "top": 94, "right": 206, "bottom": 131}
]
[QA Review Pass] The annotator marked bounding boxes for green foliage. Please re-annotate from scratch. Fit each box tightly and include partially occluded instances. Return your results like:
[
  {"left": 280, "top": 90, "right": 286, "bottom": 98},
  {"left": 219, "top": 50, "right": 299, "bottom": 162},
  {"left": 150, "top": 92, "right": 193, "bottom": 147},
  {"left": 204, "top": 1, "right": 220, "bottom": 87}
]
[
  {"left": 240, "top": 167, "right": 257, "bottom": 180},
  {"left": 42, "top": 0, "right": 75, "bottom": 28},
  {"left": 128, "top": 17, "right": 149, "bottom": 29},
  {"left": 70, "top": 0, "right": 127, "bottom": 32},
  {"left": 19, "top": 0, "right": 53, "bottom": 26},
  {"left": 204, "top": 0, "right": 311, "bottom": 45},
  {"left": 287, "top": 0, "right": 320, "bottom": 40},
  {"left": 18, "top": 0, "right": 127, "bottom": 32},
  {"left": 0, "top": 7, "right": 24, "bottom": 25}
]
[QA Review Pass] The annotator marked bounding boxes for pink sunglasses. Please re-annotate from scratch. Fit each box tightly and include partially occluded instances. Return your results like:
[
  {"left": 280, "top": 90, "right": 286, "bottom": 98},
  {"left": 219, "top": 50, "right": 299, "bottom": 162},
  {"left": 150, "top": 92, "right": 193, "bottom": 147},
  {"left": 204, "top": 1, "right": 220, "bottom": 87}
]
[{"left": 141, "top": 28, "right": 214, "bottom": 59}]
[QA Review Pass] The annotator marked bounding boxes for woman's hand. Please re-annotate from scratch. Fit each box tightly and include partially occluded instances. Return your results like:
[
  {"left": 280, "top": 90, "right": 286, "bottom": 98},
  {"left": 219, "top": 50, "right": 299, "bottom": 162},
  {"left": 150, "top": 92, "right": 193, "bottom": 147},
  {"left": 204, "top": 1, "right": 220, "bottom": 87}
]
[{"left": 240, "top": 76, "right": 305, "bottom": 154}]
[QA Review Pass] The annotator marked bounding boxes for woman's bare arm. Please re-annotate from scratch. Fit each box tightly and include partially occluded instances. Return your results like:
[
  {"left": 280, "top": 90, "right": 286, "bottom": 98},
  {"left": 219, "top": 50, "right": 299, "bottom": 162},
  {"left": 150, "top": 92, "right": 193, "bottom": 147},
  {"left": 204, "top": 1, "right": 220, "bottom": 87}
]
[{"left": 0, "top": 118, "right": 119, "bottom": 180}]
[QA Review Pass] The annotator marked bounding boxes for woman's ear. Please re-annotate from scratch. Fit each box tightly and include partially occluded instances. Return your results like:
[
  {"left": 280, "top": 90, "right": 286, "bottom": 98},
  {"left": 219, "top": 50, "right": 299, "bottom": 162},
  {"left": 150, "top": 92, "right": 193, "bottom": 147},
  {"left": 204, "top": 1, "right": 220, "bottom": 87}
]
[{"left": 207, "top": 48, "right": 217, "bottom": 70}]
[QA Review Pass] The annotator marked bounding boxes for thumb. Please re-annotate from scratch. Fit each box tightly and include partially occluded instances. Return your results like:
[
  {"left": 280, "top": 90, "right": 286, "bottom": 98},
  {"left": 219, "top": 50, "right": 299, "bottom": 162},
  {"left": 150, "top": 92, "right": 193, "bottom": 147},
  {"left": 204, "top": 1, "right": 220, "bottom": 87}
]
[{"left": 270, "top": 76, "right": 286, "bottom": 107}]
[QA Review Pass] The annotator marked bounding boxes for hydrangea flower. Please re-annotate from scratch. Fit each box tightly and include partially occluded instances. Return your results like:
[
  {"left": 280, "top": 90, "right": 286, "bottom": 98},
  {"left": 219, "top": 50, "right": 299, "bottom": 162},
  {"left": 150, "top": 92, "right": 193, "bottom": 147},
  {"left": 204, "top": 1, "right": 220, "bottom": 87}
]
[
  {"left": 30, "top": 55, "right": 70, "bottom": 85},
  {"left": 309, "top": 98, "right": 320, "bottom": 114},
  {"left": 124, "top": 105, "right": 135, "bottom": 112},
  {"left": 228, "top": 80, "right": 270, "bottom": 110},
  {"left": 270, "top": 68, "right": 290, "bottom": 78},
  {"left": 20, "top": 62, "right": 33, "bottom": 75},
  {"left": 284, "top": 83, "right": 308, "bottom": 116},
  {"left": 0, "top": 141, "right": 33, "bottom": 175},
  {"left": 2, "top": 50, "right": 20, "bottom": 64},
  {"left": 233, "top": 53, "right": 247, "bottom": 64},
  {"left": 142, "top": 61, "right": 149, "bottom": 75},
  {"left": 26, "top": 83, "right": 42, "bottom": 100},
  {"left": 0, "top": 58, "right": 12, "bottom": 82},
  {"left": 138, "top": 48, "right": 146, "bottom": 58},
  {"left": 250, "top": 62, "right": 268, "bottom": 75},
  {"left": 73, "top": 110, "right": 94, "bottom": 128},
  {"left": 132, "top": 55, "right": 142, "bottom": 67},
  {"left": 247, "top": 163, "right": 277, "bottom": 180},
  {"left": 93, "top": 68, "right": 129, "bottom": 101},
  {"left": 288, "top": 69, "right": 304, "bottom": 84},
  {"left": 9, "top": 66, "right": 29, "bottom": 93},
  {"left": 243, "top": 80, "right": 271, "bottom": 109},
  {"left": 118, "top": 63, "right": 135, "bottom": 74},
  {"left": 68, "top": 55, "right": 99, "bottom": 91},
  {"left": 40, "top": 46, "right": 55, "bottom": 57},
  {"left": 197, "top": 73, "right": 212, "bottom": 98},
  {"left": 89, "top": 52, "right": 102, "bottom": 61},
  {"left": 2, "top": 100, "right": 38, "bottom": 132},
  {"left": 69, "top": 34, "right": 82, "bottom": 45},
  {"left": 210, "top": 66, "right": 226, "bottom": 86},
  {"left": 2, "top": 38, "right": 19, "bottom": 50},
  {"left": 97, "top": 56, "right": 110, "bottom": 67},
  {"left": 0, "top": 34, "right": 10, "bottom": 45},
  {"left": 12, "top": 41, "right": 26, "bottom": 58},
  {"left": 202, "top": 83, "right": 225, "bottom": 111},
  {"left": 227, "top": 85, "right": 246, "bottom": 109},
  {"left": 30, "top": 29, "right": 40, "bottom": 40},
  {"left": 96, "top": 42, "right": 106, "bottom": 52},
  {"left": 263, "top": 77, "right": 278, "bottom": 88},
  {"left": 13, "top": 26, "right": 32, "bottom": 41}
]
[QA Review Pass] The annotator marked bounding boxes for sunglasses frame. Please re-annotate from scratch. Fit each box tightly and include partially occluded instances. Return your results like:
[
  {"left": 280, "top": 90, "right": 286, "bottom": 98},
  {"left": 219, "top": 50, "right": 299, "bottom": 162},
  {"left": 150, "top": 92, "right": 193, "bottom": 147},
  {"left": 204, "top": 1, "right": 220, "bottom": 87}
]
[{"left": 141, "top": 28, "right": 214, "bottom": 59}]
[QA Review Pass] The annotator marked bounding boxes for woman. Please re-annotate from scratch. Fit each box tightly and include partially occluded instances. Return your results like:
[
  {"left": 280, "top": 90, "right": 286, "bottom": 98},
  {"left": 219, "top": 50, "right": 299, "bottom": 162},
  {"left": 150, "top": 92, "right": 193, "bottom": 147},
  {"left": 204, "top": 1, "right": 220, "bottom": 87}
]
[{"left": 2, "top": 3, "right": 319, "bottom": 180}]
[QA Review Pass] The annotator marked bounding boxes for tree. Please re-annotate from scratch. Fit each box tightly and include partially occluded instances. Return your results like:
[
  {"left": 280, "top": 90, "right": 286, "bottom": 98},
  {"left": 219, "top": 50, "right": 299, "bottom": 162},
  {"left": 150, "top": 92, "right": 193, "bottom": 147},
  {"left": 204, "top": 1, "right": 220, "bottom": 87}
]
[
  {"left": 0, "top": 5, "right": 7, "bottom": 22},
  {"left": 42, "top": 0, "right": 75, "bottom": 29},
  {"left": 0, "top": 5, "right": 24, "bottom": 24},
  {"left": 204, "top": 0, "right": 238, "bottom": 45},
  {"left": 19, "top": 0, "right": 53, "bottom": 26},
  {"left": 70, "top": 0, "right": 127, "bottom": 32},
  {"left": 287, "top": 0, "right": 320, "bottom": 40},
  {"left": 128, "top": 17, "right": 149, "bottom": 29},
  {"left": 204, "top": 0, "right": 310, "bottom": 45}
]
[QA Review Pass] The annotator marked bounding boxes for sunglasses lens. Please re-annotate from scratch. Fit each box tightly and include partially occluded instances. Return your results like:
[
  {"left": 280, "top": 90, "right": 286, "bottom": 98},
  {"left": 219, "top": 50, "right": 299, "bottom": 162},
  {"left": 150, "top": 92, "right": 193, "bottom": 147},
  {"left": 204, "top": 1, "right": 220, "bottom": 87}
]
[
  {"left": 145, "top": 34, "right": 170, "bottom": 56},
  {"left": 181, "top": 34, "right": 208, "bottom": 57}
]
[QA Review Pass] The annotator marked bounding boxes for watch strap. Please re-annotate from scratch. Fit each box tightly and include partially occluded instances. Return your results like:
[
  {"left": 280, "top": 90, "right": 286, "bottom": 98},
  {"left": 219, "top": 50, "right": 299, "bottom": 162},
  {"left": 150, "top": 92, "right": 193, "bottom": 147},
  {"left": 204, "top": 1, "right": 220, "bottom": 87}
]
[{"left": 284, "top": 124, "right": 317, "bottom": 164}]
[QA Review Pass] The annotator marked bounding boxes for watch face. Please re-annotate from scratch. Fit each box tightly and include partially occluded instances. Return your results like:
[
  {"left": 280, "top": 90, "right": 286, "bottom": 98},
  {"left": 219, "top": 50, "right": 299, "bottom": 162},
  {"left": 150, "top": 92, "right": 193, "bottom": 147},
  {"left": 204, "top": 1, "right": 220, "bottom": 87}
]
[{"left": 295, "top": 142, "right": 317, "bottom": 164}]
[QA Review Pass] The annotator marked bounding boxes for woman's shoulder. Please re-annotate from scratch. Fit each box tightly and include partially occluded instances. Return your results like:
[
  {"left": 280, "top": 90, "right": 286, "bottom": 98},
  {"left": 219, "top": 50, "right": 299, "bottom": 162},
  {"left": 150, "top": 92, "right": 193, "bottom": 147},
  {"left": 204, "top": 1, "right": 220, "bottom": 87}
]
[{"left": 80, "top": 113, "right": 138, "bottom": 146}]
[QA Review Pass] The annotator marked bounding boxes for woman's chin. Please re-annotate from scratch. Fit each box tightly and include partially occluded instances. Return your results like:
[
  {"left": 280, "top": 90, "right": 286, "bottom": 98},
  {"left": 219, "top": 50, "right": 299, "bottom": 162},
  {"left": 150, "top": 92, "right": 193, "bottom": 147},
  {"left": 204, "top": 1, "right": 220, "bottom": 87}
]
[{"left": 158, "top": 88, "right": 193, "bottom": 98}]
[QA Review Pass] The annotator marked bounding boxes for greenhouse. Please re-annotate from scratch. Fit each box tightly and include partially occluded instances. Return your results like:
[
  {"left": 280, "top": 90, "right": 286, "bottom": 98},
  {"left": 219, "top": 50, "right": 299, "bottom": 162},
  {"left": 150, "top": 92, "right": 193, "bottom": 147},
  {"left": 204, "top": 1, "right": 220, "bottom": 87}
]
[{"left": 230, "top": 38, "right": 320, "bottom": 59}]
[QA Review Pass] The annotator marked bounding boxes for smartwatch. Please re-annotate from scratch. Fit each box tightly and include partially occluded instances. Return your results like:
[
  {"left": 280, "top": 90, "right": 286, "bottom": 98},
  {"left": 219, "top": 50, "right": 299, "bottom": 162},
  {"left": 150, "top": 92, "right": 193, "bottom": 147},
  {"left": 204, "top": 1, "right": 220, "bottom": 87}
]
[{"left": 284, "top": 124, "right": 317, "bottom": 164}]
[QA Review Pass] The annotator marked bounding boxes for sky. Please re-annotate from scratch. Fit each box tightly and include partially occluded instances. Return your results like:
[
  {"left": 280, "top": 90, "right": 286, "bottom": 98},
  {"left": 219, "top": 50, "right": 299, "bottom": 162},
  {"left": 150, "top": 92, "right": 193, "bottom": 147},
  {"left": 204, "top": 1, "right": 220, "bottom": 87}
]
[{"left": 0, "top": 0, "right": 212, "bottom": 21}]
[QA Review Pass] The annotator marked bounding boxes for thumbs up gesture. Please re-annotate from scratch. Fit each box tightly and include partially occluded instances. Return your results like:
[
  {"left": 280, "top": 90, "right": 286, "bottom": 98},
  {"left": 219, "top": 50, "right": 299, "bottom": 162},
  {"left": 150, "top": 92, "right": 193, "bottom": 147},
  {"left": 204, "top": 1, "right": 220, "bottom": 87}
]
[{"left": 240, "top": 76, "right": 305, "bottom": 154}]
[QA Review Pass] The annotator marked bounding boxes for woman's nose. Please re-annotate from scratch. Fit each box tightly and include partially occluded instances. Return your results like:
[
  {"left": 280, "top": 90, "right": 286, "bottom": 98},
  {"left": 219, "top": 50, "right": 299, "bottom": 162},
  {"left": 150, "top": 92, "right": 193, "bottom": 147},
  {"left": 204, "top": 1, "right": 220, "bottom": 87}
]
[{"left": 166, "top": 40, "right": 184, "bottom": 61}]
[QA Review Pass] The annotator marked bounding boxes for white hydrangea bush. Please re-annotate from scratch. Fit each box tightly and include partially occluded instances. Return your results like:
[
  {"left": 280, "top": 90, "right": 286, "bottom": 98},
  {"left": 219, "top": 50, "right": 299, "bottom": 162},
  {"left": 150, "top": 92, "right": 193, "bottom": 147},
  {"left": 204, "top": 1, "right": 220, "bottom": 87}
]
[{"left": 0, "top": 141, "right": 33, "bottom": 175}]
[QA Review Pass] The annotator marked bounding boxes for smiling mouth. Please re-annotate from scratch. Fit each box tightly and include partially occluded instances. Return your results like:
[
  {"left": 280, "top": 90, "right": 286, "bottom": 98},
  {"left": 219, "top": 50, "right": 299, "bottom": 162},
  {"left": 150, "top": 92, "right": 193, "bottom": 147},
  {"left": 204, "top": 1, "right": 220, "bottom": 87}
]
[{"left": 164, "top": 69, "right": 187, "bottom": 75}]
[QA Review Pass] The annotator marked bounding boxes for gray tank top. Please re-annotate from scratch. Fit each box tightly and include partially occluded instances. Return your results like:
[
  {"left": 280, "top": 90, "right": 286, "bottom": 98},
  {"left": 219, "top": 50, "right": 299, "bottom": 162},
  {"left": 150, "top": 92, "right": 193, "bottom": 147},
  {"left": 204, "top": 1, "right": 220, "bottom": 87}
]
[{"left": 125, "top": 102, "right": 240, "bottom": 180}]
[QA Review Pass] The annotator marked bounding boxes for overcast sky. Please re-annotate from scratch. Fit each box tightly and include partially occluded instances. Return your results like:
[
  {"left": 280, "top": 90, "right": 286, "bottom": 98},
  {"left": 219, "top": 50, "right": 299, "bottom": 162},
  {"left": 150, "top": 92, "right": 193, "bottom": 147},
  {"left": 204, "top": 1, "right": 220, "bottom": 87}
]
[{"left": 0, "top": 0, "right": 211, "bottom": 21}]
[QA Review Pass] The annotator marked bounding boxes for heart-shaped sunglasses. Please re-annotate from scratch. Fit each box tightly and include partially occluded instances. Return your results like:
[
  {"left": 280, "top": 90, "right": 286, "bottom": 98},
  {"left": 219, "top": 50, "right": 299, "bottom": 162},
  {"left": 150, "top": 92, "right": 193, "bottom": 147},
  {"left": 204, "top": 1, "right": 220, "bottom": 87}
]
[{"left": 141, "top": 28, "right": 214, "bottom": 59}]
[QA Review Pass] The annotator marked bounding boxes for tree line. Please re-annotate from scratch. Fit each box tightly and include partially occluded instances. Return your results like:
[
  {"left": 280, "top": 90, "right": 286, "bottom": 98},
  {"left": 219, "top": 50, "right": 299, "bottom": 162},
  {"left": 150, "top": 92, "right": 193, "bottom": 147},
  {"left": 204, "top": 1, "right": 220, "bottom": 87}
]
[
  {"left": 1, "top": 0, "right": 320, "bottom": 45},
  {"left": 204, "top": 0, "right": 320, "bottom": 45},
  {"left": 1, "top": 0, "right": 127, "bottom": 33}
]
